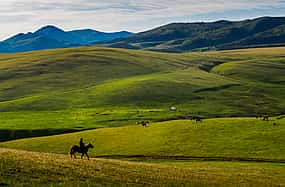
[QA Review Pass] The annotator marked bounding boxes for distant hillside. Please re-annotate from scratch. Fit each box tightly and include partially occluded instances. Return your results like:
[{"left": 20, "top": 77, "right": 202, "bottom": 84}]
[
  {"left": 0, "top": 46, "right": 284, "bottom": 140},
  {"left": 102, "top": 17, "right": 285, "bottom": 52},
  {"left": 0, "top": 26, "right": 132, "bottom": 53},
  {"left": 0, "top": 46, "right": 284, "bottom": 117}
]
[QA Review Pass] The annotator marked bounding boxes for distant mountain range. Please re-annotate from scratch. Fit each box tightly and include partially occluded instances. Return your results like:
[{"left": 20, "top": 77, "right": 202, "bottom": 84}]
[
  {"left": 1, "top": 16, "right": 285, "bottom": 53},
  {"left": 102, "top": 16, "right": 285, "bottom": 52},
  {"left": 0, "top": 26, "right": 132, "bottom": 53}
]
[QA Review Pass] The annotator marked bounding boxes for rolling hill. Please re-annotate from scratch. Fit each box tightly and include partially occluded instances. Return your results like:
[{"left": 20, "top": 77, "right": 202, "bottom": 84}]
[
  {"left": 0, "top": 45, "right": 284, "bottom": 186},
  {"left": 0, "top": 46, "right": 284, "bottom": 115},
  {"left": 0, "top": 46, "right": 284, "bottom": 141},
  {"left": 102, "top": 16, "right": 285, "bottom": 52},
  {"left": 0, "top": 26, "right": 132, "bottom": 53}
]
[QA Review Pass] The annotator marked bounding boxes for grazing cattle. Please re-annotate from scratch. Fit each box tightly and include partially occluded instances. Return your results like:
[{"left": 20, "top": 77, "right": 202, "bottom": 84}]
[
  {"left": 195, "top": 118, "right": 203, "bottom": 122},
  {"left": 191, "top": 116, "right": 203, "bottom": 122},
  {"left": 263, "top": 115, "right": 269, "bottom": 121},
  {"left": 142, "top": 121, "right": 149, "bottom": 127},
  {"left": 70, "top": 143, "right": 94, "bottom": 160},
  {"left": 137, "top": 121, "right": 149, "bottom": 127},
  {"left": 256, "top": 115, "right": 263, "bottom": 119}
]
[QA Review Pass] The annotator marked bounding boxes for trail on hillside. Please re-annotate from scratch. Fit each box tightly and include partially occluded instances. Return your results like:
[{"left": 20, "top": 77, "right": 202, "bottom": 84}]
[{"left": 97, "top": 155, "right": 285, "bottom": 164}]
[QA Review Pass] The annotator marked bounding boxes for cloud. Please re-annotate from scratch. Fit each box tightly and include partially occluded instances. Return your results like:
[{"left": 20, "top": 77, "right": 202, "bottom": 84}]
[{"left": 0, "top": 0, "right": 285, "bottom": 40}]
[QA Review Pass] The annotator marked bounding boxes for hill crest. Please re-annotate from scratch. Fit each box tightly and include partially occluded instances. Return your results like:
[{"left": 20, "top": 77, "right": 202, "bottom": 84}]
[{"left": 102, "top": 16, "right": 285, "bottom": 52}]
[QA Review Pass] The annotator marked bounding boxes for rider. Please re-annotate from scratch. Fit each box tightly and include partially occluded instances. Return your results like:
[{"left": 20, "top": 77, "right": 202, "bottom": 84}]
[{"left": 79, "top": 138, "right": 85, "bottom": 151}]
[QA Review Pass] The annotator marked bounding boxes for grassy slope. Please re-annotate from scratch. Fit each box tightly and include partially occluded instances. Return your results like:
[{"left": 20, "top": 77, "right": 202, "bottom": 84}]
[
  {"left": 0, "top": 47, "right": 285, "bottom": 136},
  {"left": 0, "top": 148, "right": 284, "bottom": 187},
  {"left": 0, "top": 47, "right": 285, "bottom": 186},
  {"left": 1, "top": 117, "right": 285, "bottom": 160},
  {"left": 0, "top": 47, "right": 187, "bottom": 102}
]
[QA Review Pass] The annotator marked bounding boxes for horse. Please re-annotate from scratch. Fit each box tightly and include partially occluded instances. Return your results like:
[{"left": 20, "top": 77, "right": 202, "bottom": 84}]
[{"left": 70, "top": 143, "right": 94, "bottom": 160}]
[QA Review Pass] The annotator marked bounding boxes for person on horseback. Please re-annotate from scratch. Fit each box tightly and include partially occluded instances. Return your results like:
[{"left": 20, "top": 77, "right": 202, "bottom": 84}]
[
  {"left": 79, "top": 138, "right": 85, "bottom": 151},
  {"left": 70, "top": 140, "right": 94, "bottom": 160}
]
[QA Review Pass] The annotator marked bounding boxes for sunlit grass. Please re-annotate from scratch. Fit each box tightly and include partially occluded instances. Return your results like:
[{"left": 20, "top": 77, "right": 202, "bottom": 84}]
[
  {"left": 2, "top": 117, "right": 285, "bottom": 161},
  {"left": 0, "top": 148, "right": 284, "bottom": 187}
]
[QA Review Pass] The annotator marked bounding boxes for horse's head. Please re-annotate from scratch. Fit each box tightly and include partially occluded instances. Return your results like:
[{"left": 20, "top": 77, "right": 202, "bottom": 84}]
[{"left": 87, "top": 143, "right": 94, "bottom": 148}]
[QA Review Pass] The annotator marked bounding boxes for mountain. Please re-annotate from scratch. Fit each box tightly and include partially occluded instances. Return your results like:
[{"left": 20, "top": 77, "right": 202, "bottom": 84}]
[
  {"left": 101, "top": 17, "right": 285, "bottom": 52},
  {"left": 69, "top": 29, "right": 131, "bottom": 44},
  {"left": 0, "top": 26, "right": 132, "bottom": 53},
  {"left": 2, "top": 16, "right": 285, "bottom": 53}
]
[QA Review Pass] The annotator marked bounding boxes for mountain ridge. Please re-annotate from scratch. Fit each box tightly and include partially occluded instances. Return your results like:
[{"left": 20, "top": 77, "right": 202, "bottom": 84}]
[
  {"left": 101, "top": 16, "right": 285, "bottom": 52},
  {"left": 0, "top": 26, "right": 133, "bottom": 53},
  {"left": 2, "top": 16, "right": 285, "bottom": 53}
]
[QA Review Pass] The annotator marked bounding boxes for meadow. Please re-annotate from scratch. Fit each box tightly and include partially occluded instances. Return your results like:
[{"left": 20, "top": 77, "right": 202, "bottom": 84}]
[
  {"left": 0, "top": 46, "right": 285, "bottom": 115},
  {"left": 0, "top": 46, "right": 285, "bottom": 140},
  {"left": 0, "top": 46, "right": 285, "bottom": 186},
  {"left": 1, "top": 117, "right": 285, "bottom": 161},
  {"left": 1, "top": 148, "right": 285, "bottom": 187}
]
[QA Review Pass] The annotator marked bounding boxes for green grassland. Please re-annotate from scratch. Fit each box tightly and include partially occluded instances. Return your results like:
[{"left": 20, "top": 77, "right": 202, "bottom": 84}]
[
  {"left": 1, "top": 118, "right": 284, "bottom": 161},
  {"left": 0, "top": 148, "right": 285, "bottom": 187},
  {"left": 2, "top": 116, "right": 284, "bottom": 186},
  {"left": 0, "top": 46, "right": 285, "bottom": 186},
  {"left": 0, "top": 46, "right": 284, "bottom": 114},
  {"left": 0, "top": 46, "right": 285, "bottom": 141}
]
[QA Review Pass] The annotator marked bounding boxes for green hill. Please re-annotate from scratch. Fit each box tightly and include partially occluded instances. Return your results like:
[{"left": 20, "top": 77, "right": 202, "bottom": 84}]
[
  {"left": 0, "top": 46, "right": 284, "bottom": 113},
  {"left": 0, "top": 46, "right": 285, "bottom": 186},
  {"left": 0, "top": 46, "right": 285, "bottom": 140},
  {"left": 1, "top": 117, "right": 285, "bottom": 161}
]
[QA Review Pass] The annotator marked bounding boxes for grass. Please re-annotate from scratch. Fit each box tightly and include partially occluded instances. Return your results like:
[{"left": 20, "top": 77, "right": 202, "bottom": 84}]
[
  {"left": 0, "top": 46, "right": 285, "bottom": 141},
  {"left": 0, "top": 46, "right": 285, "bottom": 186},
  {"left": 1, "top": 117, "right": 285, "bottom": 161},
  {"left": 0, "top": 148, "right": 284, "bottom": 187},
  {"left": 0, "top": 46, "right": 284, "bottom": 114}
]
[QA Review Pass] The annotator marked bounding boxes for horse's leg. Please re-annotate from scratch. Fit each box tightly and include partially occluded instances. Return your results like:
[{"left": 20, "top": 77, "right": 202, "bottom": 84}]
[
  {"left": 81, "top": 153, "right": 84, "bottom": 159},
  {"left": 86, "top": 153, "right": 90, "bottom": 160},
  {"left": 70, "top": 151, "right": 72, "bottom": 158}
]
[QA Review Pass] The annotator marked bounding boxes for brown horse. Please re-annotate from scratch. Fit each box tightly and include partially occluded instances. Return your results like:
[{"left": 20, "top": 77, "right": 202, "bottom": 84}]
[{"left": 70, "top": 143, "right": 94, "bottom": 160}]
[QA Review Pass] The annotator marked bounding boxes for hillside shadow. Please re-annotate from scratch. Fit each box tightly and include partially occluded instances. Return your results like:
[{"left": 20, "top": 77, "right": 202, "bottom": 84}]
[
  {"left": 194, "top": 84, "right": 240, "bottom": 93},
  {"left": 0, "top": 128, "right": 96, "bottom": 142}
]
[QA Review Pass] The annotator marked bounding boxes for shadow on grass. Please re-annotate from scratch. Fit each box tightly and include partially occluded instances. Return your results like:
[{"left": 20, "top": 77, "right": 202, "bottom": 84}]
[{"left": 0, "top": 128, "right": 96, "bottom": 142}]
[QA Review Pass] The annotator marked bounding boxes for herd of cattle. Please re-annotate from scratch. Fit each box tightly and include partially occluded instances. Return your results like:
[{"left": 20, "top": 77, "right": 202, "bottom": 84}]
[{"left": 137, "top": 114, "right": 277, "bottom": 127}]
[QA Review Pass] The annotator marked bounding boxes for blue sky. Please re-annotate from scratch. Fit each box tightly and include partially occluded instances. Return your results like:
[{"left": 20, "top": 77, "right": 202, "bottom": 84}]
[{"left": 1, "top": 0, "right": 285, "bottom": 40}]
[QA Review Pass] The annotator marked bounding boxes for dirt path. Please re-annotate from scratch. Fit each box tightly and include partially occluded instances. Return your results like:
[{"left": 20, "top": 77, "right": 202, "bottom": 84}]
[{"left": 97, "top": 155, "right": 285, "bottom": 163}]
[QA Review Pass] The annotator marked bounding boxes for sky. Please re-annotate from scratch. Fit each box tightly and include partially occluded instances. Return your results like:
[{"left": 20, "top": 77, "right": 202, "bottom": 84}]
[{"left": 1, "top": 0, "right": 285, "bottom": 40}]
